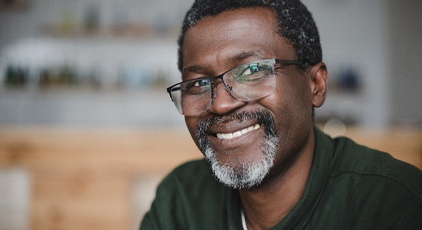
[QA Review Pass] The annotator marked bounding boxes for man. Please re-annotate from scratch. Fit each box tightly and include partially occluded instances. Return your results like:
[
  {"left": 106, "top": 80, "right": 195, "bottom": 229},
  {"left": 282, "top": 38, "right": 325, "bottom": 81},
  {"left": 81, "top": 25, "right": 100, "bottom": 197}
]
[{"left": 141, "top": 0, "right": 422, "bottom": 229}]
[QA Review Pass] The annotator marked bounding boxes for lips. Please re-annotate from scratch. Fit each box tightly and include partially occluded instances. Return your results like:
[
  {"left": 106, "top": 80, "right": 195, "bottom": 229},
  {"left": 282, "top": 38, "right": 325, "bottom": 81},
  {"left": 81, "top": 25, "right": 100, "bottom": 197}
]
[
  {"left": 216, "top": 123, "right": 261, "bottom": 140},
  {"left": 198, "top": 110, "right": 273, "bottom": 147}
]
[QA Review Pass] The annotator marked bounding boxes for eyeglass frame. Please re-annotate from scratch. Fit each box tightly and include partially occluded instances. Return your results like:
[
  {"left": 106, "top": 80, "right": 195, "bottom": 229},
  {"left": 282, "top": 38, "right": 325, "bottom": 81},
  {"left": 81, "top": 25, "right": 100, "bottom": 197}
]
[{"left": 166, "top": 59, "right": 302, "bottom": 115}]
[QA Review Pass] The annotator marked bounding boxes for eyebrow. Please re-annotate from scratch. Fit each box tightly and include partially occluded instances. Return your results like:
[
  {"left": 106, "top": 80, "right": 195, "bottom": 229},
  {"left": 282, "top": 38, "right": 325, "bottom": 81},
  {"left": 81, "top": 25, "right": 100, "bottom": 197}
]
[
  {"left": 182, "top": 49, "right": 267, "bottom": 75},
  {"left": 230, "top": 49, "right": 266, "bottom": 62},
  {"left": 182, "top": 65, "right": 202, "bottom": 75}
]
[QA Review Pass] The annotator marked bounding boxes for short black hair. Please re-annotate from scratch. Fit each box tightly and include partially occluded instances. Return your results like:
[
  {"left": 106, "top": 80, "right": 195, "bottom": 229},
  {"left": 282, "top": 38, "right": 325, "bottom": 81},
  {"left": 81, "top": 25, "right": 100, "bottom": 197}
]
[{"left": 177, "top": 0, "right": 322, "bottom": 72}]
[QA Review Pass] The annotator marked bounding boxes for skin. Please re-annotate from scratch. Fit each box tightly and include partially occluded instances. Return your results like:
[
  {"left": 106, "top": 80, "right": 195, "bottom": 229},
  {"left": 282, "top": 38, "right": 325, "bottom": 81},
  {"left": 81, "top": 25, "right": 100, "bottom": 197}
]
[{"left": 182, "top": 7, "right": 328, "bottom": 230}]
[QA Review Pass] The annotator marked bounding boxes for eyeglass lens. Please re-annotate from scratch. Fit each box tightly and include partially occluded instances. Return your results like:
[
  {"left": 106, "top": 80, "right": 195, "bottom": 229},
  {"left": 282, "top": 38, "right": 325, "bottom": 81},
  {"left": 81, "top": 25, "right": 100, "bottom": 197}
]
[{"left": 169, "top": 59, "right": 277, "bottom": 115}]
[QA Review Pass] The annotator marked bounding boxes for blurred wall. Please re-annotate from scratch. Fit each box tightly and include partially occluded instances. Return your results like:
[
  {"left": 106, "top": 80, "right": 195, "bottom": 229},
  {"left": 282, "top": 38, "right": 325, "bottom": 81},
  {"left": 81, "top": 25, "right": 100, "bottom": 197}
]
[
  {"left": 0, "top": 0, "right": 421, "bottom": 128},
  {"left": 304, "top": 0, "right": 391, "bottom": 128},
  {"left": 387, "top": 0, "right": 422, "bottom": 125}
]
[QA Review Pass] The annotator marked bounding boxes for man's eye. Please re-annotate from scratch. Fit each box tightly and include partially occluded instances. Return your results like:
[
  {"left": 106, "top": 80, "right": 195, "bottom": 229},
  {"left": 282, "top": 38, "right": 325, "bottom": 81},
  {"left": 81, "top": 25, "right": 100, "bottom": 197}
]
[
  {"left": 243, "top": 65, "right": 261, "bottom": 75},
  {"left": 182, "top": 79, "right": 211, "bottom": 95},
  {"left": 235, "top": 64, "right": 272, "bottom": 82},
  {"left": 192, "top": 79, "right": 210, "bottom": 87}
]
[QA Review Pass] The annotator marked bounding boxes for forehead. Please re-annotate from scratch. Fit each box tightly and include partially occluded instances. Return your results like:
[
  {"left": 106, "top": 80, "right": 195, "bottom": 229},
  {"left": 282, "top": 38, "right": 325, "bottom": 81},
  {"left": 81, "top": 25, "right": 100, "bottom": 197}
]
[{"left": 182, "top": 7, "right": 295, "bottom": 72}]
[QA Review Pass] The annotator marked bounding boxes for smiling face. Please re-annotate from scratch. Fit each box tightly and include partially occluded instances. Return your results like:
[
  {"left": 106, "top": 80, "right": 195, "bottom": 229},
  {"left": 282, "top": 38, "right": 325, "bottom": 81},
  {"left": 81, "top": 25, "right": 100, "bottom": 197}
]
[{"left": 182, "top": 7, "right": 324, "bottom": 189}]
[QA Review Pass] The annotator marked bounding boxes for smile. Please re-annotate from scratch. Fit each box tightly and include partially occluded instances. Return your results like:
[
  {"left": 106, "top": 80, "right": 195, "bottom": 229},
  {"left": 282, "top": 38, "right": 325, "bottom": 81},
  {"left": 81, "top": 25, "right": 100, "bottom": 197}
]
[{"left": 216, "top": 124, "right": 261, "bottom": 140}]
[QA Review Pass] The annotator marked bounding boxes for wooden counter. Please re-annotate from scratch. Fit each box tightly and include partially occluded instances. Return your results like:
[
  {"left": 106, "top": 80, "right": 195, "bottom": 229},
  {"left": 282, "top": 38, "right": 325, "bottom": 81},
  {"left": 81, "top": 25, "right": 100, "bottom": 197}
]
[
  {"left": 0, "top": 126, "right": 421, "bottom": 229},
  {"left": 0, "top": 127, "right": 200, "bottom": 230}
]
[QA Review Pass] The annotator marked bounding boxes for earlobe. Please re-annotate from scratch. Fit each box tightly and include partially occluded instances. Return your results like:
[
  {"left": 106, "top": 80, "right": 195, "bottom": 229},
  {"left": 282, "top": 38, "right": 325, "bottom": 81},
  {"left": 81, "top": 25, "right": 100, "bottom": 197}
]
[{"left": 310, "top": 62, "right": 328, "bottom": 108}]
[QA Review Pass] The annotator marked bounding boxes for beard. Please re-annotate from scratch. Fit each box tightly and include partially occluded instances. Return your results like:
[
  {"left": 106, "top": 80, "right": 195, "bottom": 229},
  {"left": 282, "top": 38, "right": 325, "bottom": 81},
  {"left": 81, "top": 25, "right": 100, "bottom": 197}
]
[{"left": 197, "top": 110, "right": 279, "bottom": 189}]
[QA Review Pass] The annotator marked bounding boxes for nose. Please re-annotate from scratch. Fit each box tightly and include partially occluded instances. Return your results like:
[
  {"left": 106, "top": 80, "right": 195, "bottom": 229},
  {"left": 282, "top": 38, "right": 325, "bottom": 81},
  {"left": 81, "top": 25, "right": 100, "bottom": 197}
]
[{"left": 208, "top": 81, "right": 245, "bottom": 114}]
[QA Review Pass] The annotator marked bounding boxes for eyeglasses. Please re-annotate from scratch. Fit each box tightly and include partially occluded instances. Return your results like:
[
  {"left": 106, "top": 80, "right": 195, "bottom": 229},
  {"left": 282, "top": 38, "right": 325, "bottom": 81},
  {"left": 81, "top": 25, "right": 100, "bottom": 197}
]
[{"left": 166, "top": 59, "right": 302, "bottom": 116}]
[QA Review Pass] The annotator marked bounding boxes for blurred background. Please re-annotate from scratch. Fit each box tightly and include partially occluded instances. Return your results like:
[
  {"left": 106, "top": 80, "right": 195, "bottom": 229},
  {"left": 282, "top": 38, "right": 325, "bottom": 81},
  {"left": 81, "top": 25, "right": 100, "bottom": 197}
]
[{"left": 0, "top": 0, "right": 421, "bottom": 229}]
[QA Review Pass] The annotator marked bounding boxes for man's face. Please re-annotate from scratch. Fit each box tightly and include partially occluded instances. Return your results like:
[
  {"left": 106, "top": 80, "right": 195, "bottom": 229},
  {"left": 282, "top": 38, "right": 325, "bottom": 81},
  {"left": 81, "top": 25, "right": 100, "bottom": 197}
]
[{"left": 182, "top": 7, "right": 316, "bottom": 189}]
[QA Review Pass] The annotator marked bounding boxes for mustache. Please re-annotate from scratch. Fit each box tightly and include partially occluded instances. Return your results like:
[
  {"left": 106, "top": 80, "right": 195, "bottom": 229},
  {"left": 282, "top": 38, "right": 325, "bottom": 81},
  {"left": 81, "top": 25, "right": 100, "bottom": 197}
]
[{"left": 197, "top": 110, "right": 277, "bottom": 139}]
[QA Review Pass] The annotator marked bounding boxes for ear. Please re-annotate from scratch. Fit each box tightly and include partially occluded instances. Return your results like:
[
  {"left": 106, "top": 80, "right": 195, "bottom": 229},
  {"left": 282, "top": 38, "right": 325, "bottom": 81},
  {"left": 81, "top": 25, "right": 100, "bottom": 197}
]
[{"left": 308, "top": 62, "right": 328, "bottom": 108}]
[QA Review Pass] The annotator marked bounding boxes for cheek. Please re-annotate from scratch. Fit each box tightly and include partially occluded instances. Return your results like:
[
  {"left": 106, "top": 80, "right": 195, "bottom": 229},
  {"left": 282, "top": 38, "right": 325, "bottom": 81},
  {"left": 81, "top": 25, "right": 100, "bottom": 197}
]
[
  {"left": 269, "top": 76, "right": 313, "bottom": 128},
  {"left": 185, "top": 117, "right": 197, "bottom": 137},
  {"left": 184, "top": 117, "right": 202, "bottom": 147},
  {"left": 264, "top": 78, "right": 314, "bottom": 161}
]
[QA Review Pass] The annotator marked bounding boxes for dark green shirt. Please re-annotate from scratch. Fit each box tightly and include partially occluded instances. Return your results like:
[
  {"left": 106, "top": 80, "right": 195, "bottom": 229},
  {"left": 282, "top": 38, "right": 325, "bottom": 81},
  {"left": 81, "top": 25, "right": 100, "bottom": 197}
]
[{"left": 141, "top": 128, "right": 422, "bottom": 229}]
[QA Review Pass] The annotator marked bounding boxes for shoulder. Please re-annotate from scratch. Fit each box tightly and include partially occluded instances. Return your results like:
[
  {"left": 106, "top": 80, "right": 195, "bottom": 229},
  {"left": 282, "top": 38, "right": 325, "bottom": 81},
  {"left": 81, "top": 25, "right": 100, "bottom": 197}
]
[
  {"left": 141, "top": 159, "right": 233, "bottom": 229},
  {"left": 155, "top": 158, "right": 228, "bottom": 202},
  {"left": 161, "top": 159, "right": 214, "bottom": 188},
  {"left": 312, "top": 133, "right": 422, "bottom": 228},
  {"left": 330, "top": 135, "right": 422, "bottom": 199},
  {"left": 329, "top": 135, "right": 422, "bottom": 225}
]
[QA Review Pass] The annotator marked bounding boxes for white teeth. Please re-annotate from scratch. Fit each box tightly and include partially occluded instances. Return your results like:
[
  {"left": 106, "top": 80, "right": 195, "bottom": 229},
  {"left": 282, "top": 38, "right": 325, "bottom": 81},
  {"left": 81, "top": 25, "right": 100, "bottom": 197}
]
[{"left": 216, "top": 124, "right": 261, "bottom": 140}]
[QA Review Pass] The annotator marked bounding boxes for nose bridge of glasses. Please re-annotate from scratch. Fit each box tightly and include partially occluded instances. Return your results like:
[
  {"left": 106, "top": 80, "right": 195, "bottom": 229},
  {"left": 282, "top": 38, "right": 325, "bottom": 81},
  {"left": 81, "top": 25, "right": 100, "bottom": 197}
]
[
  {"left": 208, "top": 73, "right": 244, "bottom": 111},
  {"left": 209, "top": 83, "right": 244, "bottom": 114},
  {"left": 212, "top": 73, "right": 235, "bottom": 98}
]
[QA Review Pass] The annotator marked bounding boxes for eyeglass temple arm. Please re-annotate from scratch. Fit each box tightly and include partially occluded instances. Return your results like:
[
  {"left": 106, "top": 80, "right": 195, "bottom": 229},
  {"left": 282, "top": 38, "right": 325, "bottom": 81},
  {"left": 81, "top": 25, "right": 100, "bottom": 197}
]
[{"left": 275, "top": 59, "right": 302, "bottom": 65}]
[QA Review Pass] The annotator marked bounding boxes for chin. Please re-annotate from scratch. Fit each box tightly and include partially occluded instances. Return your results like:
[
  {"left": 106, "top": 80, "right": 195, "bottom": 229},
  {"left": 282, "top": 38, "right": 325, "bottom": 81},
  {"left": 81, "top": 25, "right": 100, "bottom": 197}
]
[{"left": 204, "top": 135, "right": 278, "bottom": 189}]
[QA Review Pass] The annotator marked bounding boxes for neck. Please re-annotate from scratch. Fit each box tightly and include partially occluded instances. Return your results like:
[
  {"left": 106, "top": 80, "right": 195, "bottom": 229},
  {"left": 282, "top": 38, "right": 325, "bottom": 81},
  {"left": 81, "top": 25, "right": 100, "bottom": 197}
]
[{"left": 239, "top": 130, "right": 315, "bottom": 230}]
